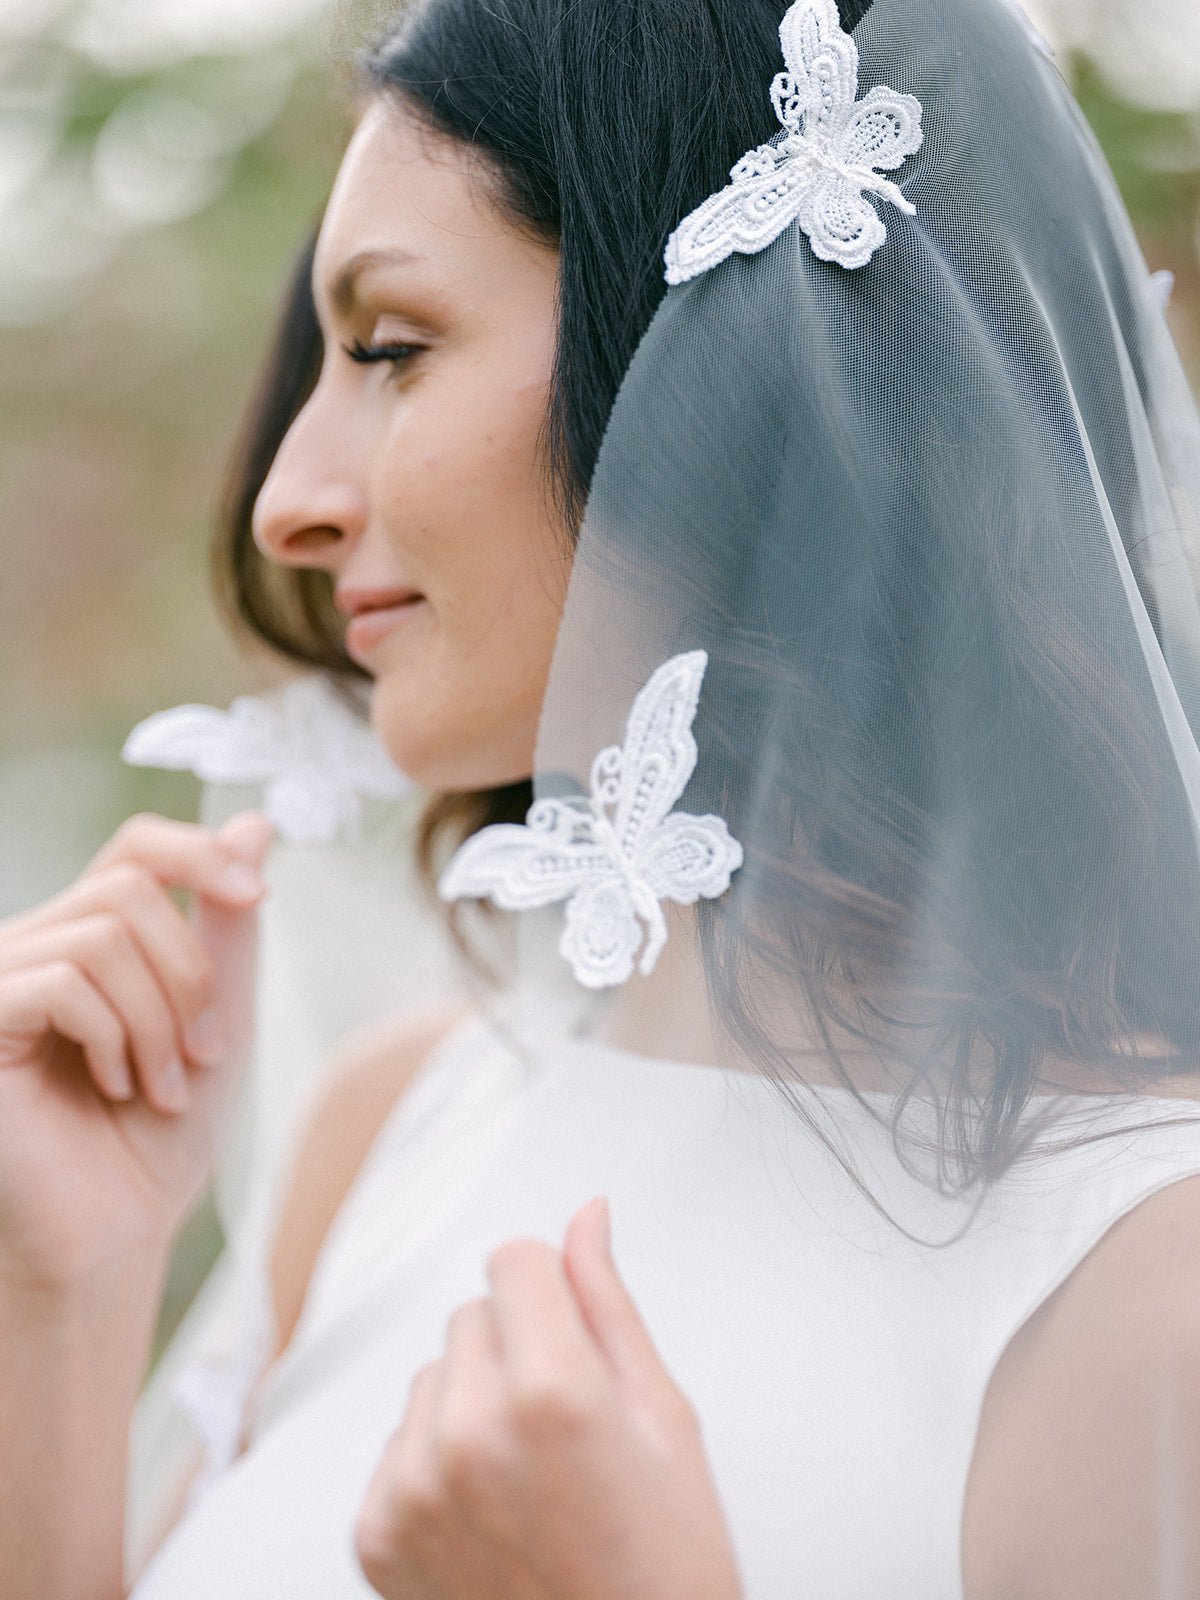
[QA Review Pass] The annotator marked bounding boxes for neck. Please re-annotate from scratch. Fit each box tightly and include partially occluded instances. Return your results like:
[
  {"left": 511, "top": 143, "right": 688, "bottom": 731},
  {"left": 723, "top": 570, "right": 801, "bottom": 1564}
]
[
  {"left": 589, "top": 907, "right": 905, "bottom": 1090},
  {"left": 593, "top": 906, "right": 724, "bottom": 1065}
]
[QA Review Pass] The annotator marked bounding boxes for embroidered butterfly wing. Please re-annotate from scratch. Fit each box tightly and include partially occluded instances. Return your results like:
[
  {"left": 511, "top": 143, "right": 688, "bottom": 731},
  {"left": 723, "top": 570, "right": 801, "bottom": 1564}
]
[
  {"left": 439, "top": 651, "right": 744, "bottom": 989},
  {"left": 122, "top": 699, "right": 287, "bottom": 785},
  {"left": 122, "top": 679, "right": 409, "bottom": 845},
  {"left": 663, "top": 0, "right": 923, "bottom": 283},
  {"left": 606, "top": 651, "right": 741, "bottom": 894},
  {"left": 777, "top": 0, "right": 923, "bottom": 269},
  {"left": 563, "top": 651, "right": 708, "bottom": 983},
  {"left": 774, "top": 0, "right": 859, "bottom": 135},
  {"left": 437, "top": 797, "right": 611, "bottom": 912},
  {"left": 663, "top": 2, "right": 854, "bottom": 286},
  {"left": 664, "top": 153, "right": 821, "bottom": 287},
  {"left": 799, "top": 85, "right": 923, "bottom": 268}
]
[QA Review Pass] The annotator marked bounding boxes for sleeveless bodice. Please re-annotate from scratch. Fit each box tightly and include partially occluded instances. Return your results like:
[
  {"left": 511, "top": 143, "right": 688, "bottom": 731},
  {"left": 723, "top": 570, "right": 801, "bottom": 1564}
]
[{"left": 132, "top": 1014, "right": 1200, "bottom": 1599}]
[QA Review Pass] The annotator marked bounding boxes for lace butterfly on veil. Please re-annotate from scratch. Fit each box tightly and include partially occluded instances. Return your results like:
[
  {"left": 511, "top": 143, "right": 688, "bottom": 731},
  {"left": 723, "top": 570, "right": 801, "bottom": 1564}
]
[
  {"left": 663, "top": 0, "right": 923, "bottom": 282},
  {"left": 440, "top": 651, "right": 744, "bottom": 989}
]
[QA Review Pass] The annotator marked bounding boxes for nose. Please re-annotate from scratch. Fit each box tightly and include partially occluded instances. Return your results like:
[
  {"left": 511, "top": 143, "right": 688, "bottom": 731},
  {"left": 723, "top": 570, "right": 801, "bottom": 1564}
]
[{"left": 251, "top": 399, "right": 369, "bottom": 572}]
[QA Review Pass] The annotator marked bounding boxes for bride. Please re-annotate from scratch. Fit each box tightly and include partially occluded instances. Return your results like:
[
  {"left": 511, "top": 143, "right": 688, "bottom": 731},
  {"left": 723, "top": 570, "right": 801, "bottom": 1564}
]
[{"left": 4, "top": 0, "right": 1200, "bottom": 1595}]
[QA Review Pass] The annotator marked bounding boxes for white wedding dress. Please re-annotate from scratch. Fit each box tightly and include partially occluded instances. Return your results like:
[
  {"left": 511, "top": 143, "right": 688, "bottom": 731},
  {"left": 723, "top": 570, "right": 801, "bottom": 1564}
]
[{"left": 130, "top": 1005, "right": 1200, "bottom": 1600}]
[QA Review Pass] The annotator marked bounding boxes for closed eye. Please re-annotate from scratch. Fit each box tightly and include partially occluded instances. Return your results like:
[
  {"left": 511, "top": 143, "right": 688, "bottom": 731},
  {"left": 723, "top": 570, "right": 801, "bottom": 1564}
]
[{"left": 342, "top": 338, "right": 423, "bottom": 369}]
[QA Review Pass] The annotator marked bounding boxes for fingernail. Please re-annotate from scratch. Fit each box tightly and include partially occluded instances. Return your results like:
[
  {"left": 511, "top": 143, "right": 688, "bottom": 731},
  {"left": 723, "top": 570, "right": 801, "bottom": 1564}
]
[
  {"left": 111, "top": 1061, "right": 136, "bottom": 1102},
  {"left": 219, "top": 863, "right": 266, "bottom": 900},
  {"left": 160, "top": 1057, "right": 191, "bottom": 1114},
  {"left": 185, "top": 1009, "right": 224, "bottom": 1064},
  {"left": 596, "top": 1197, "right": 611, "bottom": 1249}
]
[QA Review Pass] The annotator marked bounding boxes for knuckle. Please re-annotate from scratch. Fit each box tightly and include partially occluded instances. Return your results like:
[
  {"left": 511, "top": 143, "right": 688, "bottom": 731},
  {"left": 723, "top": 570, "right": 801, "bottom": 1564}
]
[
  {"left": 43, "top": 957, "right": 84, "bottom": 994},
  {"left": 399, "top": 1474, "right": 445, "bottom": 1526},
  {"left": 112, "top": 813, "right": 162, "bottom": 851},
  {"left": 437, "top": 1424, "right": 495, "bottom": 1495},
  {"left": 78, "top": 911, "right": 130, "bottom": 956},
  {"left": 117, "top": 862, "right": 182, "bottom": 925},
  {"left": 103, "top": 859, "right": 157, "bottom": 900},
  {"left": 363, "top": 1464, "right": 444, "bottom": 1553},
  {"left": 509, "top": 1373, "right": 592, "bottom": 1440},
  {"left": 0, "top": 963, "right": 43, "bottom": 1009}
]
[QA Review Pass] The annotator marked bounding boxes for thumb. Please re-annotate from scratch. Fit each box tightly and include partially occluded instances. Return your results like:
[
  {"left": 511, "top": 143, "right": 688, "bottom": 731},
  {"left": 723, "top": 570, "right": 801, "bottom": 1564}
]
[
  {"left": 217, "top": 810, "right": 275, "bottom": 868},
  {"left": 562, "top": 1197, "right": 664, "bottom": 1386}
]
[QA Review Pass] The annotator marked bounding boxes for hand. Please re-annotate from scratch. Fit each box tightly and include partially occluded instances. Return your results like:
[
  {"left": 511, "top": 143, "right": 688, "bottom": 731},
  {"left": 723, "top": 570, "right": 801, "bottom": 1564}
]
[
  {"left": 354, "top": 1198, "right": 744, "bottom": 1600},
  {"left": 0, "top": 810, "right": 273, "bottom": 1290}
]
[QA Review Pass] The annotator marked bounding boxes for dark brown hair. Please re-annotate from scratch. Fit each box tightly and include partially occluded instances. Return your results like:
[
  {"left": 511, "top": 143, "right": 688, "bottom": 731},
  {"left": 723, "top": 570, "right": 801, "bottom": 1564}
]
[
  {"left": 214, "top": 0, "right": 858, "bottom": 882},
  {"left": 214, "top": 0, "right": 1200, "bottom": 1205}
]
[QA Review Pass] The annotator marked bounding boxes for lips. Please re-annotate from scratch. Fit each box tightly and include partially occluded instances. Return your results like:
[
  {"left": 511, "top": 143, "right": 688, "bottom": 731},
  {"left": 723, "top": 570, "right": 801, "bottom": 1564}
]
[
  {"left": 344, "top": 596, "right": 426, "bottom": 663},
  {"left": 335, "top": 584, "right": 422, "bottom": 619}
]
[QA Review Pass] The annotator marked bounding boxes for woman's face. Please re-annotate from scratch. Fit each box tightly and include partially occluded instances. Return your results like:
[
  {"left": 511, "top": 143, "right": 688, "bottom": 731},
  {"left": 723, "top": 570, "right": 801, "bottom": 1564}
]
[{"left": 252, "top": 98, "right": 569, "bottom": 790}]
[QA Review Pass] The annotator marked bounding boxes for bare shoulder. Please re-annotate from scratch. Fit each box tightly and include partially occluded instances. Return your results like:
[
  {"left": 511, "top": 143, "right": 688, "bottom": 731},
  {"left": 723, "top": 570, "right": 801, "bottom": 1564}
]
[
  {"left": 302, "top": 1003, "right": 470, "bottom": 1149},
  {"left": 266, "top": 1003, "right": 470, "bottom": 1363},
  {"left": 963, "top": 1170, "right": 1200, "bottom": 1600}
]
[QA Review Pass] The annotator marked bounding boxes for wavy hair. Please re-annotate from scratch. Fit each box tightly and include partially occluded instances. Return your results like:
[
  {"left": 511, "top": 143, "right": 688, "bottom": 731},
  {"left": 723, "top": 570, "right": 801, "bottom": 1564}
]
[{"left": 215, "top": 0, "right": 1200, "bottom": 1204}]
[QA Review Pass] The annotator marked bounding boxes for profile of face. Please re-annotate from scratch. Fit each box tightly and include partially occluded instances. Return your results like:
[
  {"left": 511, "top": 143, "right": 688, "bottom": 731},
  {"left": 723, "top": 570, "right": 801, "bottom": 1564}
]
[{"left": 252, "top": 98, "right": 569, "bottom": 791}]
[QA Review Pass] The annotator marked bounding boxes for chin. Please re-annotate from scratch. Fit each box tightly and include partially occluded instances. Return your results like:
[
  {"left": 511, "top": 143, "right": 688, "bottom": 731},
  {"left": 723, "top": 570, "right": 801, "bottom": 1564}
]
[{"left": 370, "top": 675, "right": 536, "bottom": 794}]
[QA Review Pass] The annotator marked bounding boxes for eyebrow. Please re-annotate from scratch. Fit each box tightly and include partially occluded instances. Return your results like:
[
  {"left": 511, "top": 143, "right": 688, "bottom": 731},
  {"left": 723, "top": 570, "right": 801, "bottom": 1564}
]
[{"left": 324, "top": 248, "right": 427, "bottom": 317}]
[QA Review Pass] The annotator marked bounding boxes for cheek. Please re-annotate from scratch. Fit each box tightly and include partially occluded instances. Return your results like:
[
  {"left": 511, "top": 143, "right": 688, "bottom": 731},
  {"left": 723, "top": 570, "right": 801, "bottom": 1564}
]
[
  {"left": 371, "top": 626, "right": 557, "bottom": 791},
  {"left": 369, "top": 372, "right": 570, "bottom": 790}
]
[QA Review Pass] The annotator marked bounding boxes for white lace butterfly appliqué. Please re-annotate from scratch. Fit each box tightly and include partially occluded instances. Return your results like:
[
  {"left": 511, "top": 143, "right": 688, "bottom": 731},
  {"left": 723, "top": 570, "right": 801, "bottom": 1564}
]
[
  {"left": 121, "top": 674, "right": 410, "bottom": 846},
  {"left": 664, "top": 0, "right": 923, "bottom": 282},
  {"left": 439, "top": 651, "right": 744, "bottom": 990}
]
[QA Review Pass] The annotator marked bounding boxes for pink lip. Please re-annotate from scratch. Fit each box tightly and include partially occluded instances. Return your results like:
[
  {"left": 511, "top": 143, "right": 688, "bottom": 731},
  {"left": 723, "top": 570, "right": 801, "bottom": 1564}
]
[{"left": 345, "top": 599, "right": 426, "bottom": 663}]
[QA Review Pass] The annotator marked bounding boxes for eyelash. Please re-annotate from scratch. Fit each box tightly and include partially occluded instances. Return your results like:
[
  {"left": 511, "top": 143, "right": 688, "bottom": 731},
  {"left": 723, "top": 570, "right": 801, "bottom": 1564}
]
[{"left": 342, "top": 337, "right": 423, "bottom": 372}]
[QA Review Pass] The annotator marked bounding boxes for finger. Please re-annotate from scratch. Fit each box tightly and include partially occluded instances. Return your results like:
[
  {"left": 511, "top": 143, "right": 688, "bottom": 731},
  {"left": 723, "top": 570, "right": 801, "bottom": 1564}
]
[
  {"left": 562, "top": 1197, "right": 667, "bottom": 1386},
  {"left": 216, "top": 811, "right": 275, "bottom": 864},
  {"left": 188, "top": 889, "right": 260, "bottom": 1082},
  {"left": 0, "top": 916, "right": 192, "bottom": 1113},
  {"left": 356, "top": 1361, "right": 444, "bottom": 1597},
  {"left": 485, "top": 1237, "right": 603, "bottom": 1389},
  {"left": 0, "top": 865, "right": 217, "bottom": 1055},
  {"left": 439, "top": 1297, "right": 505, "bottom": 1452},
  {"left": 0, "top": 962, "right": 136, "bottom": 1103},
  {"left": 383, "top": 1358, "right": 446, "bottom": 1505},
  {"left": 79, "top": 813, "right": 270, "bottom": 908},
  {"left": 444, "top": 1295, "right": 504, "bottom": 1372}
]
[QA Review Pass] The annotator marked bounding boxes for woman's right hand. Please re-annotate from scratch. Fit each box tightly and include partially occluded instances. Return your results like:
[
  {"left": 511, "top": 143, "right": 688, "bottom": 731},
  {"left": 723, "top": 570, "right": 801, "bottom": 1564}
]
[{"left": 0, "top": 809, "right": 274, "bottom": 1292}]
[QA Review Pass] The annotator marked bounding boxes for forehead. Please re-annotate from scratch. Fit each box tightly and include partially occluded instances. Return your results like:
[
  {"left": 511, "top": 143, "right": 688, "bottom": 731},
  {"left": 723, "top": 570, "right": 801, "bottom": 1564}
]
[{"left": 313, "top": 99, "right": 524, "bottom": 313}]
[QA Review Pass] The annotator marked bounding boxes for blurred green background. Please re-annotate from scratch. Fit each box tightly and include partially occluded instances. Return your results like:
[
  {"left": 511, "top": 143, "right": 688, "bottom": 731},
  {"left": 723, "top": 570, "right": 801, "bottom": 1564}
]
[{"left": 0, "top": 0, "right": 1198, "bottom": 1368}]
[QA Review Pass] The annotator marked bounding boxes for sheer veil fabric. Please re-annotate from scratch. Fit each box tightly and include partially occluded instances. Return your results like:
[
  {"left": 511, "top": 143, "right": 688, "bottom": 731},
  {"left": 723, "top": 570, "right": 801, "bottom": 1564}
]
[
  {"left": 497, "top": 0, "right": 1200, "bottom": 1190},
  {"left": 126, "top": 0, "right": 1200, "bottom": 1589}
]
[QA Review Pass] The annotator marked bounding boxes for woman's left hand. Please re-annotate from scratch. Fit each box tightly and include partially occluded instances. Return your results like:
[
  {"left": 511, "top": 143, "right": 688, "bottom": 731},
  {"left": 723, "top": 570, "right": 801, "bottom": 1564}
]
[{"left": 354, "top": 1196, "right": 744, "bottom": 1600}]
